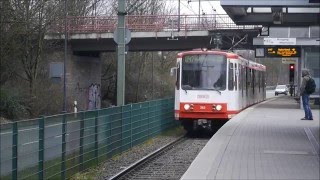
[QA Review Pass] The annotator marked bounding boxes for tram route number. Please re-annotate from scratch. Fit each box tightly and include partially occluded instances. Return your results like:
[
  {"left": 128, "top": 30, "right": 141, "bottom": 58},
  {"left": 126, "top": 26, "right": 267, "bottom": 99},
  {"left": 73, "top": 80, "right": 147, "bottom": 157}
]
[
  {"left": 197, "top": 94, "right": 209, "bottom": 99},
  {"left": 184, "top": 57, "right": 203, "bottom": 64}
]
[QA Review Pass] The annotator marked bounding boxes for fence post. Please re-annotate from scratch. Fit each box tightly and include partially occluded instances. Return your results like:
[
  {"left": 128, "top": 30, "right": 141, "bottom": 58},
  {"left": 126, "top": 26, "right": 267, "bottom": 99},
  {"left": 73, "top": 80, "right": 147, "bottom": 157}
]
[
  {"left": 94, "top": 110, "right": 99, "bottom": 164},
  {"left": 130, "top": 104, "right": 132, "bottom": 148},
  {"left": 148, "top": 102, "right": 150, "bottom": 138},
  {"left": 0, "top": 122, "right": 1, "bottom": 177},
  {"left": 61, "top": 113, "right": 67, "bottom": 180},
  {"left": 39, "top": 117, "right": 45, "bottom": 180},
  {"left": 79, "top": 112, "right": 85, "bottom": 171},
  {"left": 120, "top": 106, "right": 123, "bottom": 153},
  {"left": 12, "top": 122, "right": 18, "bottom": 180}
]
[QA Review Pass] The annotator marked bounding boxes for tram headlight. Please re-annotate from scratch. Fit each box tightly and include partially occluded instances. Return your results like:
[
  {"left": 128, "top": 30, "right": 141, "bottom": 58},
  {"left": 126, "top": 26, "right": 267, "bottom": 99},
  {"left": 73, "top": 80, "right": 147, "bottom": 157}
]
[
  {"left": 215, "top": 105, "right": 222, "bottom": 111},
  {"left": 184, "top": 104, "right": 190, "bottom": 110}
]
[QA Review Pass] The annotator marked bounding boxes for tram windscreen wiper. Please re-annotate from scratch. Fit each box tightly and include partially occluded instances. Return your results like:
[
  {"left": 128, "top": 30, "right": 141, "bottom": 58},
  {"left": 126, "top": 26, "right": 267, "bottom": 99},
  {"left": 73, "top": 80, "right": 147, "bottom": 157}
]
[
  {"left": 182, "top": 85, "right": 193, "bottom": 94},
  {"left": 208, "top": 88, "right": 221, "bottom": 95}
]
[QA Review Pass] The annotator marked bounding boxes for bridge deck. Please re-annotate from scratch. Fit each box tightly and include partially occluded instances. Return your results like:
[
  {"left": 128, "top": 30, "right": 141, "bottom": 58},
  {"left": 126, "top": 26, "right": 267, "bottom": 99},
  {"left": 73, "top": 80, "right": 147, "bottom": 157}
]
[{"left": 182, "top": 96, "right": 319, "bottom": 180}]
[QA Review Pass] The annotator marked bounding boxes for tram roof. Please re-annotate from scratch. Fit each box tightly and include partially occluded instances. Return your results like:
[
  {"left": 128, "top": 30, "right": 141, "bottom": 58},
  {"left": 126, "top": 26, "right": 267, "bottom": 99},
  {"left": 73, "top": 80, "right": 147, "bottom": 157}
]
[{"left": 178, "top": 49, "right": 239, "bottom": 59}]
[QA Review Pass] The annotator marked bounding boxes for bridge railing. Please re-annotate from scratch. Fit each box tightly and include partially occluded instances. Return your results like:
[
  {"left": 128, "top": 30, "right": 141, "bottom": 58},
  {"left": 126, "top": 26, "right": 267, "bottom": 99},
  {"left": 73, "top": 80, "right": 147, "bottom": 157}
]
[
  {"left": 0, "top": 98, "right": 178, "bottom": 179},
  {"left": 48, "top": 14, "right": 260, "bottom": 34}
]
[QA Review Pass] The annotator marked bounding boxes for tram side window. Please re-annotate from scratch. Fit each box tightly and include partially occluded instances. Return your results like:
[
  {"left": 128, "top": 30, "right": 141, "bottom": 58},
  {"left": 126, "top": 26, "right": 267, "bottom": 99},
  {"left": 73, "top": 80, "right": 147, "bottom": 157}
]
[
  {"left": 235, "top": 63, "right": 238, "bottom": 91},
  {"left": 252, "top": 69, "right": 255, "bottom": 94},
  {"left": 241, "top": 65, "right": 244, "bottom": 97},
  {"left": 258, "top": 71, "right": 261, "bottom": 93},
  {"left": 240, "top": 65, "right": 245, "bottom": 97},
  {"left": 228, "top": 63, "right": 234, "bottom": 90},
  {"left": 256, "top": 70, "right": 258, "bottom": 92},
  {"left": 239, "top": 65, "right": 242, "bottom": 96},
  {"left": 176, "top": 64, "right": 180, "bottom": 90},
  {"left": 262, "top": 72, "right": 265, "bottom": 92},
  {"left": 246, "top": 67, "right": 249, "bottom": 96},
  {"left": 255, "top": 70, "right": 258, "bottom": 92}
]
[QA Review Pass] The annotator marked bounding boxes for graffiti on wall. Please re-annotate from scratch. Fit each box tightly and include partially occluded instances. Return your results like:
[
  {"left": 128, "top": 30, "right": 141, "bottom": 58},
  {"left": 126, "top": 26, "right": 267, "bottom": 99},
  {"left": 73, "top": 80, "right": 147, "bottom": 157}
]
[{"left": 88, "top": 83, "right": 101, "bottom": 110}]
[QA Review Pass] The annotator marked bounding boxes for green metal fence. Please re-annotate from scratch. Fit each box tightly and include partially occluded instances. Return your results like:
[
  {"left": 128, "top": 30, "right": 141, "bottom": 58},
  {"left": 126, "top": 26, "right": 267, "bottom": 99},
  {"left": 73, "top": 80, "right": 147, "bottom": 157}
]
[{"left": 0, "top": 98, "right": 178, "bottom": 179}]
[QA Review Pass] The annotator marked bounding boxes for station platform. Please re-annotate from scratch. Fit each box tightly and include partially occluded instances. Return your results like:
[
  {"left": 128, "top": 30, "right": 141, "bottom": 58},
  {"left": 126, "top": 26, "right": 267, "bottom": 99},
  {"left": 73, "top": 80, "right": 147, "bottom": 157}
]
[{"left": 181, "top": 96, "right": 319, "bottom": 180}]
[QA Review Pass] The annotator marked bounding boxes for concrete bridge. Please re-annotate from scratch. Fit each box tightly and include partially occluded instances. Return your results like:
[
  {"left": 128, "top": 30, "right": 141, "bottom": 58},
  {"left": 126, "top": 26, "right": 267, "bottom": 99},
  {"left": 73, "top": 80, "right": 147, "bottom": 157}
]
[{"left": 46, "top": 14, "right": 261, "bottom": 51}]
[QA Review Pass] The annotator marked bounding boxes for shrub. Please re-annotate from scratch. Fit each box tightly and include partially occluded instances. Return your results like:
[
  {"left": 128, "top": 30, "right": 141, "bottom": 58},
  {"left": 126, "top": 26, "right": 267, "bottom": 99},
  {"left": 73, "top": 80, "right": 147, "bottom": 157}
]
[{"left": 0, "top": 89, "right": 27, "bottom": 120}]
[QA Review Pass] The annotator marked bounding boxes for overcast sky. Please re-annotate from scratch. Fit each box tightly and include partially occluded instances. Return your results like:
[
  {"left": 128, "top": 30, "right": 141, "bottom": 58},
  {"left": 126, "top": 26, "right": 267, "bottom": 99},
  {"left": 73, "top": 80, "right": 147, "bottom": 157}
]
[{"left": 166, "top": 0, "right": 226, "bottom": 15}]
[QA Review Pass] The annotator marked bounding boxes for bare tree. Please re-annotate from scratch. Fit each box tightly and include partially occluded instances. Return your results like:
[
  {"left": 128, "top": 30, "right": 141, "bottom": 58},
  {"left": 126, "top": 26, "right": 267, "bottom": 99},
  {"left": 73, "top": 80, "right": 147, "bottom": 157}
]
[
  {"left": 1, "top": 0, "right": 114, "bottom": 117},
  {"left": 1, "top": 0, "right": 178, "bottom": 118},
  {"left": 0, "top": 0, "right": 17, "bottom": 86},
  {"left": 3, "top": 0, "right": 62, "bottom": 116},
  {"left": 99, "top": 0, "right": 178, "bottom": 105}
]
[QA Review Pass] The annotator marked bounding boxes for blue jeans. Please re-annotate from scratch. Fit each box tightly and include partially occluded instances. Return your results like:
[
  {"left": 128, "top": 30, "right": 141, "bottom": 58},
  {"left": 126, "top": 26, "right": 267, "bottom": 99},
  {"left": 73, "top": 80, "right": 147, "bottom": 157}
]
[{"left": 302, "top": 94, "right": 313, "bottom": 119}]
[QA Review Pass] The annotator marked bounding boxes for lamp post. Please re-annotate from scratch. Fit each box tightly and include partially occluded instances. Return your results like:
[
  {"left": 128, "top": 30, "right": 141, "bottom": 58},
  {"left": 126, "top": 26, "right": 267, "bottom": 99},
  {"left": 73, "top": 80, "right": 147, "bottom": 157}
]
[
  {"left": 178, "top": 0, "right": 180, "bottom": 31},
  {"left": 198, "top": 0, "right": 200, "bottom": 26},
  {"left": 116, "top": 0, "right": 126, "bottom": 106},
  {"left": 63, "top": 0, "right": 67, "bottom": 112}
]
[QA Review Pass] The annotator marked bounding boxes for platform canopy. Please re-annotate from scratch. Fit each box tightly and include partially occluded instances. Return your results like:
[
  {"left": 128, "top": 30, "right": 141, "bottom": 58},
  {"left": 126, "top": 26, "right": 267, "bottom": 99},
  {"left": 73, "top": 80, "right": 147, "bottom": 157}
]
[{"left": 220, "top": 0, "right": 320, "bottom": 26}]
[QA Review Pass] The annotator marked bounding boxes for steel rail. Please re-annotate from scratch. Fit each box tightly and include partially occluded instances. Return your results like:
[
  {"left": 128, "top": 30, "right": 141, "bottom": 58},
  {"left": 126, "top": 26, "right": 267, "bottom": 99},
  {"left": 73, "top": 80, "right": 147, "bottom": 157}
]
[{"left": 108, "top": 135, "right": 186, "bottom": 180}]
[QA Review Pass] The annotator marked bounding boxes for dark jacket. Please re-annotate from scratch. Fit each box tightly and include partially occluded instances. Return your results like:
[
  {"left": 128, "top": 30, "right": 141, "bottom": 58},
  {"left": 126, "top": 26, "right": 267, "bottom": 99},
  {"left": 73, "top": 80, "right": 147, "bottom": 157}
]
[{"left": 300, "top": 69, "right": 311, "bottom": 95}]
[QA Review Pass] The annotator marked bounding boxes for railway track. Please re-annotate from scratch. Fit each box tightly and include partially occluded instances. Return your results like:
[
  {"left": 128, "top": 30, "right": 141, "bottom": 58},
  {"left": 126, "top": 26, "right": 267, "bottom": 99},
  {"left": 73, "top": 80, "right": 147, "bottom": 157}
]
[{"left": 109, "top": 134, "right": 210, "bottom": 180}]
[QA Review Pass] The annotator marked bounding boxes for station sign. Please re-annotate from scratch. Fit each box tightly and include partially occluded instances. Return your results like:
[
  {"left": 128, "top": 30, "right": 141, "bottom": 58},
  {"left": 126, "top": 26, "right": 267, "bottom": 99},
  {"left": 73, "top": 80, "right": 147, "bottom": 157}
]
[
  {"left": 255, "top": 48, "right": 265, "bottom": 58},
  {"left": 266, "top": 47, "right": 301, "bottom": 58},
  {"left": 281, "top": 58, "right": 297, "bottom": 64},
  {"left": 263, "top": 38, "right": 296, "bottom": 45}
]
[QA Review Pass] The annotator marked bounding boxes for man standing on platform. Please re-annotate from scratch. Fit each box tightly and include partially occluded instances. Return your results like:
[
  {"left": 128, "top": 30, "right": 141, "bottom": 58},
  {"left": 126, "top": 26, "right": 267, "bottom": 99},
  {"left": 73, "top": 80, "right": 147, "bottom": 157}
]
[{"left": 300, "top": 69, "right": 313, "bottom": 120}]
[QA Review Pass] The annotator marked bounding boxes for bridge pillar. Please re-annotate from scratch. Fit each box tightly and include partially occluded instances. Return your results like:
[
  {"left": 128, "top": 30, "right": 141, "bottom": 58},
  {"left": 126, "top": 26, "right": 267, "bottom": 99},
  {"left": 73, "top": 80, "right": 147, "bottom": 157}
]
[
  {"left": 70, "top": 53, "right": 101, "bottom": 111},
  {"left": 48, "top": 47, "right": 101, "bottom": 112}
]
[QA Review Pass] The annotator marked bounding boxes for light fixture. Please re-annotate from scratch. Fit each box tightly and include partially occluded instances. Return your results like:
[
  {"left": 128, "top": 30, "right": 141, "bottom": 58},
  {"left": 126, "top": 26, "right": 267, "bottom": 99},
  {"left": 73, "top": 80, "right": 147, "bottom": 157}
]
[
  {"left": 202, "top": 47, "right": 208, "bottom": 51},
  {"left": 184, "top": 104, "right": 190, "bottom": 110},
  {"left": 184, "top": 104, "right": 194, "bottom": 111},
  {"left": 272, "top": 7, "right": 283, "bottom": 25},
  {"left": 215, "top": 105, "right": 222, "bottom": 111},
  {"left": 273, "top": 11, "right": 283, "bottom": 24}
]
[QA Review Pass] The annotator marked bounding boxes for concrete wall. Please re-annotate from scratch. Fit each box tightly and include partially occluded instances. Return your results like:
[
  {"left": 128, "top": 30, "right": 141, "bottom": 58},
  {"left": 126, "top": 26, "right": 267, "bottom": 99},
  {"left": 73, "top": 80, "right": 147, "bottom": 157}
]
[
  {"left": 47, "top": 46, "right": 101, "bottom": 112},
  {"left": 68, "top": 52, "right": 101, "bottom": 111}
]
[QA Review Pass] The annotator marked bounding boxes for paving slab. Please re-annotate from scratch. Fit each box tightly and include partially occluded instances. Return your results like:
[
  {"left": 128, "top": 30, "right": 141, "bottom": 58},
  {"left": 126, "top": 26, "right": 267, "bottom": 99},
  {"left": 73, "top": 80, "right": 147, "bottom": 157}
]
[{"left": 181, "top": 96, "right": 320, "bottom": 180}]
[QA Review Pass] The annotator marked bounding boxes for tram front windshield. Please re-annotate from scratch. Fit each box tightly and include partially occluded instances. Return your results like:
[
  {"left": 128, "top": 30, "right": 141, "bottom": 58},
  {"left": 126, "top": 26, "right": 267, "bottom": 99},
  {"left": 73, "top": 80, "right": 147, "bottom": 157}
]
[{"left": 182, "top": 54, "right": 227, "bottom": 90}]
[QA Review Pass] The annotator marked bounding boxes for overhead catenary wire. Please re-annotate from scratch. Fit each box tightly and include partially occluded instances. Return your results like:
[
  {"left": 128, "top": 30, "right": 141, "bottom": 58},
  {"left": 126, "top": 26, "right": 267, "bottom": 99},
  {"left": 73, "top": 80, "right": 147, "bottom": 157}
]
[
  {"left": 208, "top": 0, "right": 231, "bottom": 28},
  {"left": 180, "top": 0, "right": 198, "bottom": 15}
]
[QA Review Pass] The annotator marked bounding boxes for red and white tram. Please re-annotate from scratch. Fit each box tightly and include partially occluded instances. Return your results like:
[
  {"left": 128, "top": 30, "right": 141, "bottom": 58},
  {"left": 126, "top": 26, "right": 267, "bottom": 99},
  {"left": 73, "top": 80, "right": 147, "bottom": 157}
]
[{"left": 171, "top": 49, "right": 266, "bottom": 132}]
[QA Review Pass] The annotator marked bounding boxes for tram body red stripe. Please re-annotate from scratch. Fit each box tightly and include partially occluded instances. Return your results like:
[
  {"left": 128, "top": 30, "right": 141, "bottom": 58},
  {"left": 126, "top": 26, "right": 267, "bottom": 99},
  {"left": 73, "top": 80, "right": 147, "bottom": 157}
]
[{"left": 174, "top": 110, "right": 240, "bottom": 120}]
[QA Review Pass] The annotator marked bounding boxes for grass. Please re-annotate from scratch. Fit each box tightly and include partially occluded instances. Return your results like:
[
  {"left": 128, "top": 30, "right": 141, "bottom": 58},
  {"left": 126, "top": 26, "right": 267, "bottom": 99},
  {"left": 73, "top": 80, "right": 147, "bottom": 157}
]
[
  {"left": 0, "top": 149, "right": 98, "bottom": 180},
  {"left": 161, "top": 125, "right": 185, "bottom": 136},
  {"left": 70, "top": 167, "right": 99, "bottom": 180}
]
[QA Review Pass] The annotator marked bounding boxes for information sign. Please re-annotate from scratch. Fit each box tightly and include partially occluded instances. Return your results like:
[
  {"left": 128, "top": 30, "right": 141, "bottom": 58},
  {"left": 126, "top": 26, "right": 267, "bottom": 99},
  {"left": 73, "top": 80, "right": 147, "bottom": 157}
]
[
  {"left": 281, "top": 58, "right": 297, "bottom": 64},
  {"left": 113, "top": 28, "right": 131, "bottom": 44},
  {"left": 266, "top": 47, "right": 300, "bottom": 58},
  {"left": 263, "top": 38, "right": 296, "bottom": 45}
]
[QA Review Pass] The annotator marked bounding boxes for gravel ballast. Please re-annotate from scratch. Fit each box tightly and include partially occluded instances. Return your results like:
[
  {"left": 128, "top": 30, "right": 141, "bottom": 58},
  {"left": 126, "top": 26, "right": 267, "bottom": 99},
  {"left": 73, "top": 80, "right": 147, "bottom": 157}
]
[{"left": 71, "top": 127, "right": 185, "bottom": 179}]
